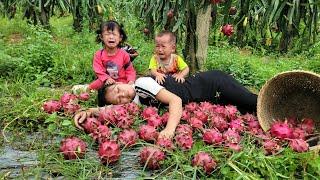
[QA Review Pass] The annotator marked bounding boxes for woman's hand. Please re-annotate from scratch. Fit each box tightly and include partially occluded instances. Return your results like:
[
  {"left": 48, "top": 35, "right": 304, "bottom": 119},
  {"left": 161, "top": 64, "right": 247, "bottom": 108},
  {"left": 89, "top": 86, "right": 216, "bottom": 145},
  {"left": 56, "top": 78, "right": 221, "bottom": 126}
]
[
  {"left": 73, "top": 110, "right": 93, "bottom": 130},
  {"left": 159, "top": 128, "right": 175, "bottom": 139}
]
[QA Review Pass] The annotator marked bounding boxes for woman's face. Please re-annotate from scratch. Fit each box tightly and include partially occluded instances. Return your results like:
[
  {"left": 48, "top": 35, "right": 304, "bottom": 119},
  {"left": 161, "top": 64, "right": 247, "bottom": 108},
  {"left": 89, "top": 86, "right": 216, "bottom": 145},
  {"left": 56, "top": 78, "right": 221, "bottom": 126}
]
[{"left": 105, "top": 83, "right": 135, "bottom": 105}]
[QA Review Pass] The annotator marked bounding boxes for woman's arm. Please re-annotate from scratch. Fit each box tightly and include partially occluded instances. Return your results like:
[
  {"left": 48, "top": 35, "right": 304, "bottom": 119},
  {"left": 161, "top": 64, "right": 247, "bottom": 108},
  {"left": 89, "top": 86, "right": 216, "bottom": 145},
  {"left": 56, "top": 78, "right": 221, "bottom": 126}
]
[
  {"left": 155, "top": 88, "right": 183, "bottom": 139},
  {"left": 73, "top": 107, "right": 100, "bottom": 130}
]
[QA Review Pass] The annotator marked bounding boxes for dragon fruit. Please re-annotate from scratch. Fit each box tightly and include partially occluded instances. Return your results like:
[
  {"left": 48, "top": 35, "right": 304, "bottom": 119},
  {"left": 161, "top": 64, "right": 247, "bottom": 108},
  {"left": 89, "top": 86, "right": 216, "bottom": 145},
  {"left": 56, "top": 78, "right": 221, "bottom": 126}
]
[
  {"left": 199, "top": 102, "right": 214, "bottom": 112},
  {"left": 42, "top": 100, "right": 61, "bottom": 114},
  {"left": 161, "top": 112, "right": 170, "bottom": 124},
  {"left": 221, "top": 24, "right": 234, "bottom": 37},
  {"left": 181, "top": 110, "right": 191, "bottom": 121},
  {"left": 147, "top": 114, "right": 163, "bottom": 128},
  {"left": 229, "top": 118, "right": 244, "bottom": 132},
  {"left": 241, "top": 113, "right": 257, "bottom": 122},
  {"left": 176, "top": 124, "right": 193, "bottom": 136},
  {"left": 175, "top": 134, "right": 193, "bottom": 150},
  {"left": 270, "top": 121, "right": 293, "bottom": 139},
  {"left": 98, "top": 105, "right": 133, "bottom": 128},
  {"left": 226, "top": 143, "right": 242, "bottom": 152},
  {"left": 247, "top": 120, "right": 261, "bottom": 129},
  {"left": 124, "top": 102, "right": 140, "bottom": 116},
  {"left": 98, "top": 140, "right": 121, "bottom": 164},
  {"left": 209, "top": 115, "right": 228, "bottom": 132},
  {"left": 62, "top": 102, "right": 80, "bottom": 115},
  {"left": 202, "top": 129, "right": 223, "bottom": 145},
  {"left": 118, "top": 129, "right": 138, "bottom": 147},
  {"left": 192, "top": 152, "right": 217, "bottom": 174},
  {"left": 139, "top": 146, "right": 166, "bottom": 170},
  {"left": 138, "top": 125, "right": 159, "bottom": 142},
  {"left": 299, "top": 118, "right": 315, "bottom": 134},
  {"left": 262, "top": 139, "right": 281, "bottom": 155},
  {"left": 59, "top": 137, "right": 87, "bottom": 160},
  {"left": 292, "top": 127, "right": 307, "bottom": 140},
  {"left": 156, "top": 137, "right": 174, "bottom": 150},
  {"left": 81, "top": 117, "right": 101, "bottom": 134},
  {"left": 60, "top": 93, "right": 77, "bottom": 106},
  {"left": 141, "top": 106, "right": 158, "bottom": 120},
  {"left": 188, "top": 117, "right": 204, "bottom": 129},
  {"left": 224, "top": 105, "right": 238, "bottom": 119},
  {"left": 289, "top": 139, "right": 309, "bottom": 152},
  {"left": 78, "top": 93, "right": 90, "bottom": 101},
  {"left": 185, "top": 102, "right": 198, "bottom": 112},
  {"left": 90, "top": 125, "right": 111, "bottom": 143},
  {"left": 223, "top": 128, "right": 241, "bottom": 144},
  {"left": 193, "top": 111, "right": 208, "bottom": 123}
]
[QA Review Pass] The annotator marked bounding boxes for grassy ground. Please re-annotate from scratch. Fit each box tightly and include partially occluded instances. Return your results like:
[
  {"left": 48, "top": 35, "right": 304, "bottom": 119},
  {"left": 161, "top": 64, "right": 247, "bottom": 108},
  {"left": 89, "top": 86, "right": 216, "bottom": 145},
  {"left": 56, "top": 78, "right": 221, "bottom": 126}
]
[{"left": 0, "top": 15, "right": 320, "bottom": 179}]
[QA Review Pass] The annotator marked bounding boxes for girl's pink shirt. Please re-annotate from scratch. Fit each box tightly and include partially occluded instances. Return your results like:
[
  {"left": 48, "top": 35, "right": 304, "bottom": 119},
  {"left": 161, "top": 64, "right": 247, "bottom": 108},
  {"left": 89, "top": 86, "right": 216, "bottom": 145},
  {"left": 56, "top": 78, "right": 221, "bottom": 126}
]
[{"left": 89, "top": 48, "right": 136, "bottom": 90}]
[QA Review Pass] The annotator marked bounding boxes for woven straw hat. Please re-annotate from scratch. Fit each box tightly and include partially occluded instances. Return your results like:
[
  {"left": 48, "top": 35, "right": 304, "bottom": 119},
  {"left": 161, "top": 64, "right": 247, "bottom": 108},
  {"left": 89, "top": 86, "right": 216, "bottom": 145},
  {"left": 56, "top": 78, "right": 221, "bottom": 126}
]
[{"left": 257, "top": 70, "right": 320, "bottom": 131}]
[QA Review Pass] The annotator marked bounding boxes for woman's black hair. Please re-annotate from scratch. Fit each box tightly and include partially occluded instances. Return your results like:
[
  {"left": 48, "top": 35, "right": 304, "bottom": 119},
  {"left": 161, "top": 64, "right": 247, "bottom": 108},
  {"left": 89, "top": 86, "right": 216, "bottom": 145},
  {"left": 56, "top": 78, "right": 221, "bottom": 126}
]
[
  {"left": 97, "top": 86, "right": 107, "bottom": 107},
  {"left": 96, "top": 20, "right": 128, "bottom": 47}
]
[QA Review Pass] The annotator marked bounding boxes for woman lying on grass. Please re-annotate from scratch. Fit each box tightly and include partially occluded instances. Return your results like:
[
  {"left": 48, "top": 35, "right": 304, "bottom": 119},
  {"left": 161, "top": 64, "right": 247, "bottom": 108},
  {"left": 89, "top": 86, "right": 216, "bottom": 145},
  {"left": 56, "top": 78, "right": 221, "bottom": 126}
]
[{"left": 74, "top": 70, "right": 257, "bottom": 139}]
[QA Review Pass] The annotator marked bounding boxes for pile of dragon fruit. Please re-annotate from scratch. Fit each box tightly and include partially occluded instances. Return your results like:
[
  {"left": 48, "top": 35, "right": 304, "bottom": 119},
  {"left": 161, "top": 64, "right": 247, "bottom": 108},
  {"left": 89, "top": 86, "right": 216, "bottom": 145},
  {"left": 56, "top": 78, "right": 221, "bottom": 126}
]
[{"left": 43, "top": 95, "right": 317, "bottom": 174}]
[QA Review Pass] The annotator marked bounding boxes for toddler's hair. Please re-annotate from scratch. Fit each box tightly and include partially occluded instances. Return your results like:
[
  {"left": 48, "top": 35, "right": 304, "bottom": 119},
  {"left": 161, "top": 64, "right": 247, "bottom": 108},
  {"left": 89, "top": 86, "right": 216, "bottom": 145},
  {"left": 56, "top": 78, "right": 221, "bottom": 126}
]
[
  {"left": 96, "top": 20, "right": 127, "bottom": 47},
  {"left": 156, "top": 30, "right": 177, "bottom": 44}
]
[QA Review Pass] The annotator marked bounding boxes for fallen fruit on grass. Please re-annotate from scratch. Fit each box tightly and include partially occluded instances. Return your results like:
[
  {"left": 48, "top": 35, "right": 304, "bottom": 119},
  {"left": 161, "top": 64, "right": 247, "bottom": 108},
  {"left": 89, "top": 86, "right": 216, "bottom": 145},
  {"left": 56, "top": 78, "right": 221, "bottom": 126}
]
[
  {"left": 60, "top": 136, "right": 87, "bottom": 160},
  {"left": 138, "top": 125, "right": 159, "bottom": 142},
  {"left": 78, "top": 92, "right": 90, "bottom": 101},
  {"left": 192, "top": 152, "right": 217, "bottom": 174},
  {"left": 289, "top": 139, "right": 309, "bottom": 152},
  {"left": 82, "top": 117, "right": 101, "bottom": 134},
  {"left": 98, "top": 140, "right": 121, "bottom": 164},
  {"left": 42, "top": 100, "right": 61, "bottom": 114},
  {"left": 139, "top": 146, "right": 165, "bottom": 170},
  {"left": 118, "top": 129, "right": 138, "bottom": 147}
]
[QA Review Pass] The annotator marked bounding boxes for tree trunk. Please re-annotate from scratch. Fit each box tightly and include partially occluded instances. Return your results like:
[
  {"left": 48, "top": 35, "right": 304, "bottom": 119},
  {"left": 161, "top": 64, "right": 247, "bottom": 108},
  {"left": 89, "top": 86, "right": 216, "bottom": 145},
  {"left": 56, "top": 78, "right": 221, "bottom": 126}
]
[
  {"left": 195, "top": 5, "right": 211, "bottom": 71},
  {"left": 184, "top": 8, "right": 197, "bottom": 74}
]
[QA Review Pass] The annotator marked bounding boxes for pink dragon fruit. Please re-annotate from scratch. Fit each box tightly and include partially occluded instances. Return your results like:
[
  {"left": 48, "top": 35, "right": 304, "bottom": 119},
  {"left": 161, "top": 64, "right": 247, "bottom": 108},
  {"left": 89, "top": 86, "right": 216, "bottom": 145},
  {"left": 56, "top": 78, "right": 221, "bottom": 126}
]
[
  {"left": 42, "top": 100, "right": 61, "bottom": 114},
  {"left": 247, "top": 120, "right": 261, "bottom": 129},
  {"left": 98, "top": 140, "right": 121, "bottom": 164},
  {"left": 289, "top": 139, "right": 309, "bottom": 152},
  {"left": 81, "top": 117, "right": 101, "bottom": 134},
  {"left": 188, "top": 117, "right": 204, "bottom": 129},
  {"left": 124, "top": 102, "right": 140, "bottom": 116},
  {"left": 139, "top": 146, "right": 166, "bottom": 170},
  {"left": 229, "top": 118, "right": 244, "bottom": 132},
  {"left": 223, "top": 128, "right": 241, "bottom": 144},
  {"left": 299, "top": 118, "right": 315, "bottom": 134},
  {"left": 185, "top": 102, "right": 198, "bottom": 112},
  {"left": 156, "top": 137, "right": 174, "bottom": 150},
  {"left": 202, "top": 129, "right": 223, "bottom": 145},
  {"left": 90, "top": 125, "right": 111, "bottom": 143},
  {"left": 59, "top": 136, "right": 87, "bottom": 160},
  {"left": 116, "top": 116, "right": 134, "bottom": 129},
  {"left": 181, "top": 110, "right": 191, "bottom": 121},
  {"left": 212, "top": 104, "right": 226, "bottom": 115},
  {"left": 60, "top": 93, "right": 77, "bottom": 106},
  {"left": 138, "top": 125, "right": 159, "bottom": 142},
  {"left": 209, "top": 115, "right": 228, "bottom": 132},
  {"left": 221, "top": 24, "right": 234, "bottom": 37},
  {"left": 176, "top": 124, "right": 193, "bottom": 136},
  {"left": 147, "top": 114, "right": 163, "bottom": 128},
  {"left": 199, "top": 101, "right": 214, "bottom": 112},
  {"left": 226, "top": 143, "right": 242, "bottom": 152},
  {"left": 62, "top": 102, "right": 80, "bottom": 115},
  {"left": 78, "top": 92, "right": 90, "bottom": 101},
  {"left": 175, "top": 134, "right": 193, "bottom": 150},
  {"left": 141, "top": 106, "right": 158, "bottom": 120},
  {"left": 161, "top": 112, "right": 170, "bottom": 124},
  {"left": 241, "top": 113, "right": 257, "bottom": 122},
  {"left": 292, "top": 127, "right": 307, "bottom": 140},
  {"left": 193, "top": 111, "right": 208, "bottom": 123},
  {"left": 262, "top": 139, "right": 281, "bottom": 155},
  {"left": 270, "top": 121, "right": 293, "bottom": 139},
  {"left": 224, "top": 105, "right": 238, "bottom": 119},
  {"left": 118, "top": 129, "right": 138, "bottom": 147},
  {"left": 192, "top": 152, "right": 217, "bottom": 174}
]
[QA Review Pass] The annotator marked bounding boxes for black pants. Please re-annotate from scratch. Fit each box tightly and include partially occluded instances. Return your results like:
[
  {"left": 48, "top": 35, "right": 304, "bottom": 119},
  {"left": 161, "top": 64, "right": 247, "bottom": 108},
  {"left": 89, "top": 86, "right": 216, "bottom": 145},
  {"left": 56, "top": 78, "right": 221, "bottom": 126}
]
[{"left": 210, "top": 70, "right": 257, "bottom": 114}]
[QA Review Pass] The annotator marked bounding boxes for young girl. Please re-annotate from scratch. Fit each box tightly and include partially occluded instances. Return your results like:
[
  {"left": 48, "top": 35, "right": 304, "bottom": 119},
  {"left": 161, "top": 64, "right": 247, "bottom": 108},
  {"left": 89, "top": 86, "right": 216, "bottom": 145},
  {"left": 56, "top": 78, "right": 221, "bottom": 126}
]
[
  {"left": 149, "top": 30, "right": 189, "bottom": 84},
  {"left": 72, "top": 20, "right": 136, "bottom": 93}
]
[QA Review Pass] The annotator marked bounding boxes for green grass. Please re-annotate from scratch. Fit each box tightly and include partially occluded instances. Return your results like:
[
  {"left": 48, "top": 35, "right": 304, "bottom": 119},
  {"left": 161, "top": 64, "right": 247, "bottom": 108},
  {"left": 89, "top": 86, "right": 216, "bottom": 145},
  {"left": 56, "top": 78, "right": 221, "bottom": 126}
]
[{"left": 0, "top": 15, "right": 320, "bottom": 179}]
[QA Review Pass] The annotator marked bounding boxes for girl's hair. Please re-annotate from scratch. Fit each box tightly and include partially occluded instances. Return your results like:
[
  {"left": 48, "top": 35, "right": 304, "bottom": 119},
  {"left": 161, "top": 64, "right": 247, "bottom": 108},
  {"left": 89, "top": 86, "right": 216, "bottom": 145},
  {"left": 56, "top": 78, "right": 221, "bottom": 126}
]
[{"left": 96, "top": 20, "right": 128, "bottom": 47}]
